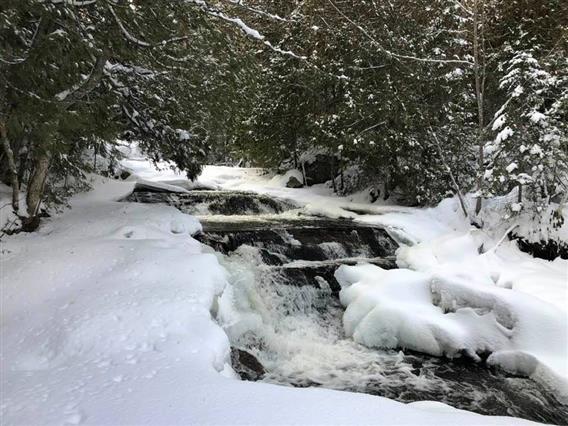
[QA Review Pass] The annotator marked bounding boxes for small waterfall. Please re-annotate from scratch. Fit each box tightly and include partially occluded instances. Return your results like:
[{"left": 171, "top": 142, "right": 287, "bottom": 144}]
[
  {"left": 126, "top": 189, "right": 297, "bottom": 216},
  {"left": 215, "top": 243, "right": 568, "bottom": 424},
  {"left": 126, "top": 188, "right": 568, "bottom": 424}
]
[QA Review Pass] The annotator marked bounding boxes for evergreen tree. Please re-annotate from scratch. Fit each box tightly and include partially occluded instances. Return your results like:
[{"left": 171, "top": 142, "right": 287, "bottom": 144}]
[{"left": 0, "top": 0, "right": 278, "bottom": 228}]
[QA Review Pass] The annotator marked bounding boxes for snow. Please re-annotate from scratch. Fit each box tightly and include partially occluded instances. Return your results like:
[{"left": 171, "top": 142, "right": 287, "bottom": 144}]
[
  {"left": 529, "top": 144, "right": 543, "bottom": 156},
  {"left": 506, "top": 162, "right": 518, "bottom": 173},
  {"left": 495, "top": 126, "right": 514, "bottom": 144},
  {"left": 0, "top": 182, "right": 20, "bottom": 231},
  {"left": 335, "top": 200, "right": 568, "bottom": 401},
  {"left": 176, "top": 129, "right": 192, "bottom": 141},
  {"left": 511, "top": 202, "right": 522, "bottom": 212},
  {"left": 191, "top": 165, "right": 568, "bottom": 399},
  {"left": 118, "top": 143, "right": 217, "bottom": 190},
  {"left": 529, "top": 111, "right": 546, "bottom": 124},
  {"left": 492, "top": 114, "right": 506, "bottom": 131},
  {"left": 268, "top": 168, "right": 303, "bottom": 186},
  {"left": 2, "top": 151, "right": 565, "bottom": 424},
  {"left": 2, "top": 171, "right": 539, "bottom": 425}
]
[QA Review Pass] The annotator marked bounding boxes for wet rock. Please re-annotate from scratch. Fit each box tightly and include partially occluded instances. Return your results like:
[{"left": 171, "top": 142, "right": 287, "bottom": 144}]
[
  {"left": 231, "top": 348, "right": 265, "bottom": 381},
  {"left": 126, "top": 190, "right": 296, "bottom": 216},
  {"left": 119, "top": 170, "right": 131, "bottom": 180},
  {"left": 274, "top": 257, "right": 397, "bottom": 294},
  {"left": 197, "top": 220, "right": 398, "bottom": 261},
  {"left": 286, "top": 175, "right": 304, "bottom": 188}
]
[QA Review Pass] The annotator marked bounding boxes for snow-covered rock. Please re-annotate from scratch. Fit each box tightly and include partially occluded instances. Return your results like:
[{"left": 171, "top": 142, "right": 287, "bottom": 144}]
[
  {"left": 335, "top": 230, "right": 568, "bottom": 401},
  {"left": 285, "top": 175, "right": 304, "bottom": 188}
]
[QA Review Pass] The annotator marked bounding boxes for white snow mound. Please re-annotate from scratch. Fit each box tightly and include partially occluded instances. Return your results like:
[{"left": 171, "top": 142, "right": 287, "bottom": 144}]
[{"left": 336, "top": 232, "right": 568, "bottom": 400}]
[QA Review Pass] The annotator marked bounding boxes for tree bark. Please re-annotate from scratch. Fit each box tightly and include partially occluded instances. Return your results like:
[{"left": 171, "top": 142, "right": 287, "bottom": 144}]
[
  {"left": 331, "top": 156, "right": 337, "bottom": 192},
  {"left": 94, "top": 142, "right": 98, "bottom": 170},
  {"left": 0, "top": 120, "right": 20, "bottom": 213},
  {"left": 17, "top": 135, "right": 32, "bottom": 185},
  {"left": 59, "top": 52, "right": 108, "bottom": 110},
  {"left": 26, "top": 152, "right": 50, "bottom": 220},
  {"left": 473, "top": 0, "right": 486, "bottom": 215}
]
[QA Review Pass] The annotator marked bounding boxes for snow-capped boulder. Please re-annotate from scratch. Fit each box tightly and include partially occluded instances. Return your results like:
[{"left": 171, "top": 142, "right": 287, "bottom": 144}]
[{"left": 286, "top": 175, "right": 304, "bottom": 188}]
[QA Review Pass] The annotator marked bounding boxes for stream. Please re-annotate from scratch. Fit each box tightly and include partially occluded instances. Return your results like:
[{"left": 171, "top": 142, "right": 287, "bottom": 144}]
[{"left": 127, "top": 188, "right": 568, "bottom": 424}]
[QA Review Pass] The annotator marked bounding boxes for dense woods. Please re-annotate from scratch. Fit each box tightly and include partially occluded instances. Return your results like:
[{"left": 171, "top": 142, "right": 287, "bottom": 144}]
[{"left": 1, "top": 0, "right": 567, "bottom": 229}]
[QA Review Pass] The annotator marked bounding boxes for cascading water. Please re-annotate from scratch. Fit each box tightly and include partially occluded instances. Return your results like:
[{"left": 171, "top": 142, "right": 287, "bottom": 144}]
[
  {"left": 213, "top": 242, "right": 566, "bottom": 424},
  {"left": 127, "top": 188, "right": 568, "bottom": 425}
]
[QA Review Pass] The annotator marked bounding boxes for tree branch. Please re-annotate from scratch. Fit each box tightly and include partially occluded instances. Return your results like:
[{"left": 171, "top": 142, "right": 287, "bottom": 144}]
[
  {"left": 327, "top": 0, "right": 474, "bottom": 66},
  {"left": 59, "top": 51, "right": 108, "bottom": 110}
]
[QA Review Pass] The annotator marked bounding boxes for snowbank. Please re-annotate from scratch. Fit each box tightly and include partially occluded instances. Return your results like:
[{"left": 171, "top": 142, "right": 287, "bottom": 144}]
[
  {"left": 336, "top": 227, "right": 568, "bottom": 400},
  {"left": 1, "top": 175, "right": 539, "bottom": 425},
  {"left": 478, "top": 189, "right": 568, "bottom": 246}
]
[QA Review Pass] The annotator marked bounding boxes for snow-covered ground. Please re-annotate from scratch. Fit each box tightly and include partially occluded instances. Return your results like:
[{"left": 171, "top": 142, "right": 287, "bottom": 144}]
[{"left": 1, "top": 150, "right": 565, "bottom": 424}]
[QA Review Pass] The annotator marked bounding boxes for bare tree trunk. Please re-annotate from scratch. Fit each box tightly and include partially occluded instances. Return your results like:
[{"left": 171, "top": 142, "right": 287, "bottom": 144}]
[
  {"left": 473, "top": 0, "right": 486, "bottom": 215},
  {"left": 0, "top": 121, "right": 20, "bottom": 213},
  {"left": 94, "top": 142, "right": 98, "bottom": 170},
  {"left": 331, "top": 156, "right": 337, "bottom": 192},
  {"left": 18, "top": 134, "right": 32, "bottom": 186},
  {"left": 26, "top": 152, "right": 50, "bottom": 220},
  {"left": 292, "top": 134, "right": 298, "bottom": 169}
]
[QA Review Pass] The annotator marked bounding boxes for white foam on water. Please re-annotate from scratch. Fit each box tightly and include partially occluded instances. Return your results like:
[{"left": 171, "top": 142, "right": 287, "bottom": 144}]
[
  {"left": 216, "top": 245, "right": 454, "bottom": 396},
  {"left": 212, "top": 240, "right": 568, "bottom": 422}
]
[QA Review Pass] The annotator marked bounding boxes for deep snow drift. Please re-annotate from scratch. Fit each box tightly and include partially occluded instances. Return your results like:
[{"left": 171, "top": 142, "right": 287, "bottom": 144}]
[
  {"left": 340, "top": 205, "right": 568, "bottom": 400},
  {"left": 2, "top": 174, "right": 538, "bottom": 425}
]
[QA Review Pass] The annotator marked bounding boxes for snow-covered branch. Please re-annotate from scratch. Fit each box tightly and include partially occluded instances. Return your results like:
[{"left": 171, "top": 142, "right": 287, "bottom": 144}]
[
  {"left": 107, "top": 4, "right": 151, "bottom": 47},
  {"left": 58, "top": 52, "right": 108, "bottom": 109},
  {"left": 187, "top": 0, "right": 305, "bottom": 60},
  {"left": 222, "top": 0, "right": 288, "bottom": 22},
  {"left": 327, "top": 0, "right": 474, "bottom": 66}
]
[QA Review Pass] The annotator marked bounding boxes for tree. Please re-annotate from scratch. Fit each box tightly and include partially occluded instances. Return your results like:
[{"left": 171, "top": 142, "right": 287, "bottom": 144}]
[
  {"left": 0, "top": 0, "right": 287, "bottom": 229},
  {"left": 485, "top": 1, "right": 568, "bottom": 214}
]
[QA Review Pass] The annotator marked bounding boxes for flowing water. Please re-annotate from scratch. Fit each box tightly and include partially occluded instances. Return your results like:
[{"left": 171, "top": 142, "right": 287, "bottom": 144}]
[{"left": 126, "top": 188, "right": 568, "bottom": 424}]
